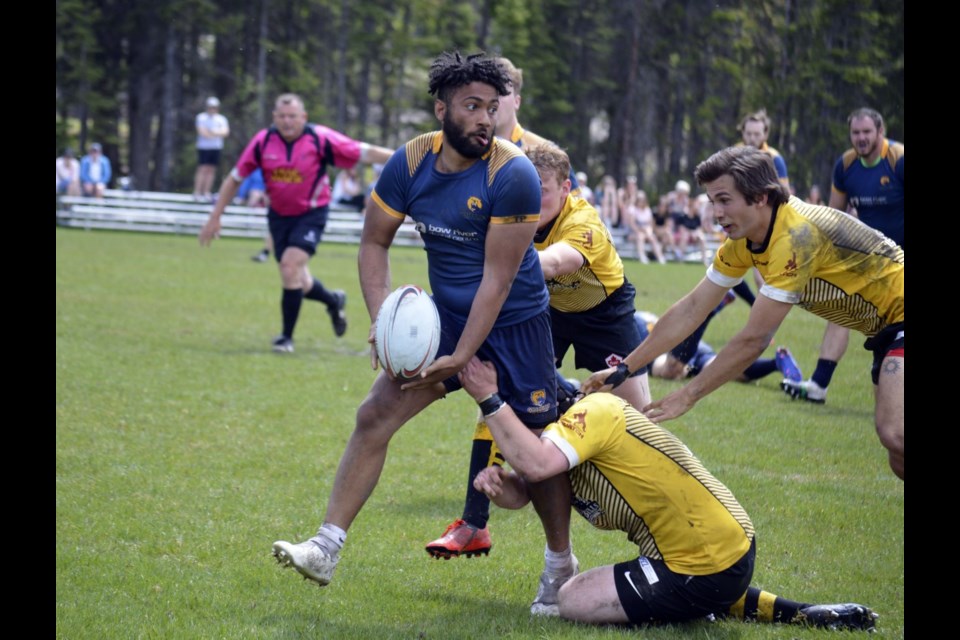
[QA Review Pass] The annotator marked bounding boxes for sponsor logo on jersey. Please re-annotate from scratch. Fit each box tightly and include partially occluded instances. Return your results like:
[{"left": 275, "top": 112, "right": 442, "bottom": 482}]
[
  {"left": 572, "top": 496, "right": 603, "bottom": 524},
  {"left": 270, "top": 168, "right": 303, "bottom": 183}
]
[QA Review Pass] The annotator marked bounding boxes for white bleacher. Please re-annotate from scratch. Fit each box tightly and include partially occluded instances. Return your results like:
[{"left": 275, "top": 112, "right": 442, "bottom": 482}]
[
  {"left": 56, "top": 189, "right": 423, "bottom": 247},
  {"left": 56, "top": 189, "right": 717, "bottom": 261}
]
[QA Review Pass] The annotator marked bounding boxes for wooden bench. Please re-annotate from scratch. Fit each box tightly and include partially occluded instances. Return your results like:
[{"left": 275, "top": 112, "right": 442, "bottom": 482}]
[{"left": 56, "top": 190, "right": 424, "bottom": 247}]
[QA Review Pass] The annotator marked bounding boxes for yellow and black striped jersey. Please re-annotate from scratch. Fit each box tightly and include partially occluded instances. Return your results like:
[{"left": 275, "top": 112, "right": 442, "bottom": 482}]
[
  {"left": 708, "top": 196, "right": 903, "bottom": 337},
  {"left": 542, "top": 393, "right": 754, "bottom": 575},
  {"left": 534, "top": 196, "right": 625, "bottom": 312}
]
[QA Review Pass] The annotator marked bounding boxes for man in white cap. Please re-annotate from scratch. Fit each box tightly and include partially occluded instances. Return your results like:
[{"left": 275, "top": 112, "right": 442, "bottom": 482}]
[{"left": 193, "top": 96, "right": 230, "bottom": 202}]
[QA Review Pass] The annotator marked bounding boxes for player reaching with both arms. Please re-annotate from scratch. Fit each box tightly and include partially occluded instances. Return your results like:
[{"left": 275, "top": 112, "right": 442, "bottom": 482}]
[
  {"left": 583, "top": 146, "right": 903, "bottom": 479},
  {"left": 458, "top": 357, "right": 878, "bottom": 630},
  {"left": 271, "top": 52, "right": 576, "bottom": 614}
]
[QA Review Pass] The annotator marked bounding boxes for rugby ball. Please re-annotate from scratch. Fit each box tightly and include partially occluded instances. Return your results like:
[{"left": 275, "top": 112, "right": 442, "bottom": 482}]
[{"left": 375, "top": 285, "right": 441, "bottom": 380}]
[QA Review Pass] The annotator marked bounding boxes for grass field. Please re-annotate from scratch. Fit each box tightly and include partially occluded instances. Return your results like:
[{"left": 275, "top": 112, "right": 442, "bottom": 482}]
[{"left": 56, "top": 228, "right": 903, "bottom": 639}]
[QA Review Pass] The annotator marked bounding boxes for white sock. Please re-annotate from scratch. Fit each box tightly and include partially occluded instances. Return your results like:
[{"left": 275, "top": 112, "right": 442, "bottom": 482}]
[
  {"left": 314, "top": 523, "right": 347, "bottom": 556},
  {"left": 544, "top": 544, "right": 573, "bottom": 575}
]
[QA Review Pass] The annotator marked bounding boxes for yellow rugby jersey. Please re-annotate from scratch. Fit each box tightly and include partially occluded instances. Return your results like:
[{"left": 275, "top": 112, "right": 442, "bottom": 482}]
[
  {"left": 535, "top": 195, "right": 625, "bottom": 313},
  {"left": 542, "top": 393, "right": 754, "bottom": 575},
  {"left": 709, "top": 196, "right": 903, "bottom": 337}
]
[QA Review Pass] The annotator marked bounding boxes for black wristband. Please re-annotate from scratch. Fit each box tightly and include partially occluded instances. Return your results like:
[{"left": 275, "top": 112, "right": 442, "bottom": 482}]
[
  {"left": 603, "top": 362, "right": 631, "bottom": 388},
  {"left": 478, "top": 392, "right": 506, "bottom": 418}
]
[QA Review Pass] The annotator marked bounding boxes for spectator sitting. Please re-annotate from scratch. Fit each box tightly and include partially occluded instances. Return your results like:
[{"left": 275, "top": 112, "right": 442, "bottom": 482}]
[
  {"left": 598, "top": 175, "right": 619, "bottom": 229},
  {"left": 56, "top": 147, "right": 81, "bottom": 196},
  {"left": 363, "top": 163, "right": 384, "bottom": 212},
  {"left": 235, "top": 168, "right": 268, "bottom": 207},
  {"left": 575, "top": 171, "right": 595, "bottom": 205},
  {"left": 331, "top": 166, "right": 364, "bottom": 212},
  {"left": 623, "top": 183, "right": 666, "bottom": 264},
  {"left": 80, "top": 143, "right": 112, "bottom": 198}
]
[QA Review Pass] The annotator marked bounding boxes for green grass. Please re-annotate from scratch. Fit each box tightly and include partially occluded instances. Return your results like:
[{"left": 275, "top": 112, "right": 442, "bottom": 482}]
[{"left": 56, "top": 228, "right": 903, "bottom": 639}]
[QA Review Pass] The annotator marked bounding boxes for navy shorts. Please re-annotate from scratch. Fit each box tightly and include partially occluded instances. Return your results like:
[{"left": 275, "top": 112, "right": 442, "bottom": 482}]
[
  {"left": 436, "top": 304, "right": 557, "bottom": 429},
  {"left": 197, "top": 149, "right": 221, "bottom": 166},
  {"left": 864, "top": 322, "right": 904, "bottom": 385},
  {"left": 268, "top": 207, "right": 329, "bottom": 261},
  {"left": 614, "top": 538, "right": 756, "bottom": 625},
  {"left": 551, "top": 282, "right": 650, "bottom": 376}
]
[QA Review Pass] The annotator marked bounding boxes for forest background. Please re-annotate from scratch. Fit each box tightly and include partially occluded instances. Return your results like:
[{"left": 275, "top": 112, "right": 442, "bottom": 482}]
[{"left": 55, "top": 0, "right": 904, "bottom": 200}]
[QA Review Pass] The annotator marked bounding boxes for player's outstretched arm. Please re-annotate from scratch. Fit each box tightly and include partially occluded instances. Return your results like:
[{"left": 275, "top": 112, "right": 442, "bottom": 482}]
[
  {"left": 582, "top": 277, "right": 727, "bottom": 395},
  {"left": 199, "top": 174, "right": 242, "bottom": 246},
  {"left": 358, "top": 142, "right": 394, "bottom": 166},
  {"left": 459, "top": 357, "right": 569, "bottom": 481},
  {"left": 643, "top": 295, "right": 793, "bottom": 422}
]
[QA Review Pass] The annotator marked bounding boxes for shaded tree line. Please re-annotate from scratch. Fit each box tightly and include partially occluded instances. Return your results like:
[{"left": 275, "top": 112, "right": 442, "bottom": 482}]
[{"left": 56, "top": 0, "right": 903, "bottom": 199}]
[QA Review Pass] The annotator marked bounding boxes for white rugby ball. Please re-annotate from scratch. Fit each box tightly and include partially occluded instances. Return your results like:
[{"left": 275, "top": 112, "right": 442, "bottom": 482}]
[{"left": 375, "top": 284, "right": 441, "bottom": 380}]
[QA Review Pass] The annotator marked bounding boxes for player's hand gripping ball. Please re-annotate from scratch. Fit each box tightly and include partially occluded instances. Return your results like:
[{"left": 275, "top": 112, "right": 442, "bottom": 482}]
[{"left": 375, "top": 285, "right": 441, "bottom": 380}]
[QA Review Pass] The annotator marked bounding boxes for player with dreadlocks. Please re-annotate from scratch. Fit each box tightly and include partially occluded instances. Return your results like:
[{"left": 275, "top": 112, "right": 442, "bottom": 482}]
[{"left": 273, "top": 51, "right": 577, "bottom": 614}]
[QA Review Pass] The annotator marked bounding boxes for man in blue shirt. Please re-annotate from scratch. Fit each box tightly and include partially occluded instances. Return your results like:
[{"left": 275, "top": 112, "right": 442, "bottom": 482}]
[
  {"left": 782, "top": 107, "right": 904, "bottom": 406},
  {"left": 272, "top": 51, "right": 575, "bottom": 615},
  {"left": 79, "top": 142, "right": 112, "bottom": 198}
]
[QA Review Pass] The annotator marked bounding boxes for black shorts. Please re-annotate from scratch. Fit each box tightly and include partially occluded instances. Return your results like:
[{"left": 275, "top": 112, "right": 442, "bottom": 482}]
[
  {"left": 680, "top": 215, "right": 701, "bottom": 231},
  {"left": 864, "top": 322, "right": 904, "bottom": 384},
  {"left": 197, "top": 149, "right": 221, "bottom": 166},
  {"left": 550, "top": 281, "right": 650, "bottom": 376},
  {"left": 614, "top": 538, "right": 756, "bottom": 626},
  {"left": 268, "top": 207, "right": 329, "bottom": 261}
]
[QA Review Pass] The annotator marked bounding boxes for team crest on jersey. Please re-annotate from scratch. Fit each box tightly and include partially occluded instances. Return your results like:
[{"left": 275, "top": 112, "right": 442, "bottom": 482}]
[
  {"left": 579, "top": 229, "right": 594, "bottom": 249},
  {"left": 560, "top": 409, "right": 588, "bottom": 439},
  {"left": 467, "top": 197, "right": 483, "bottom": 213},
  {"left": 880, "top": 176, "right": 890, "bottom": 186},
  {"left": 781, "top": 251, "right": 798, "bottom": 277}
]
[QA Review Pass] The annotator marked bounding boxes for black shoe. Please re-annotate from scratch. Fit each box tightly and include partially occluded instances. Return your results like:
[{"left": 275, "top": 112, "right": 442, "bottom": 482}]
[
  {"left": 272, "top": 335, "right": 294, "bottom": 353},
  {"left": 798, "top": 603, "right": 878, "bottom": 631},
  {"left": 251, "top": 250, "right": 269, "bottom": 263},
  {"left": 327, "top": 290, "right": 347, "bottom": 337}
]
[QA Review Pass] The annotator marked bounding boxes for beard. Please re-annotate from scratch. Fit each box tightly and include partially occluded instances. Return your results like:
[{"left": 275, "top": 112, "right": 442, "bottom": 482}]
[
  {"left": 442, "top": 111, "right": 492, "bottom": 159},
  {"left": 857, "top": 139, "right": 879, "bottom": 158}
]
